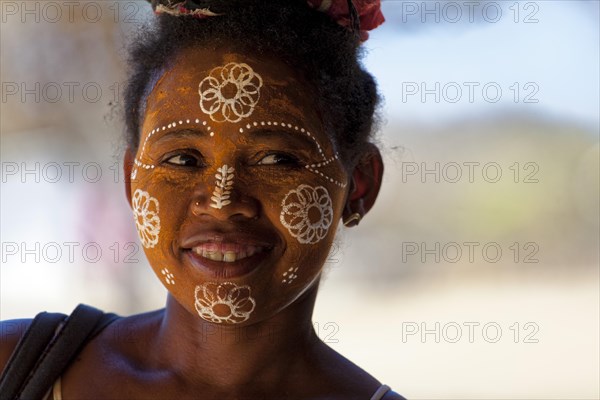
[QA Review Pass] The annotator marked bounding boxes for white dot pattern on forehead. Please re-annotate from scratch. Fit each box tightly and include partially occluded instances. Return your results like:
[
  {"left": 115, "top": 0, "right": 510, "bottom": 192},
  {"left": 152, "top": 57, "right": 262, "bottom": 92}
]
[
  {"left": 134, "top": 118, "right": 214, "bottom": 170},
  {"left": 239, "top": 121, "right": 346, "bottom": 188}
]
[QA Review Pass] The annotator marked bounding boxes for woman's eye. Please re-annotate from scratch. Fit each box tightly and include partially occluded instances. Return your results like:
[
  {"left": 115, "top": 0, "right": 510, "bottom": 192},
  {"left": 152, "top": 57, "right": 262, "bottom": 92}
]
[
  {"left": 164, "top": 153, "right": 201, "bottom": 167},
  {"left": 257, "top": 153, "right": 300, "bottom": 166}
]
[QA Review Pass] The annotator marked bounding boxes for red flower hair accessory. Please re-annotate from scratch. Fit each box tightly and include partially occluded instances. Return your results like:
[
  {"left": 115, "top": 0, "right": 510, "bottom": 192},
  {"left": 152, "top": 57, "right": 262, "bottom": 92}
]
[
  {"left": 306, "top": 0, "right": 384, "bottom": 41},
  {"left": 147, "top": 0, "right": 384, "bottom": 41}
]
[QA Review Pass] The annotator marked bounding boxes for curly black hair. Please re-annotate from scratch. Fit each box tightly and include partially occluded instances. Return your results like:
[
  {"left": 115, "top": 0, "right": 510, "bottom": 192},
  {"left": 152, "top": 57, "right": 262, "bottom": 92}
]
[{"left": 124, "top": 0, "right": 381, "bottom": 169}]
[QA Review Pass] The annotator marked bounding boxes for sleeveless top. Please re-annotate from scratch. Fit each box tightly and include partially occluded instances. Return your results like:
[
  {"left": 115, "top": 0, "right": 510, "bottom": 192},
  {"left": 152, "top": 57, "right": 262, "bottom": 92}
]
[{"left": 49, "top": 377, "right": 393, "bottom": 400}]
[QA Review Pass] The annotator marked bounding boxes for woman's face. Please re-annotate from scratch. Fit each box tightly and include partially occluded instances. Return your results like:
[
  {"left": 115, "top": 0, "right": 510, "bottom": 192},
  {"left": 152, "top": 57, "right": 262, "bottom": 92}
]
[{"left": 129, "top": 45, "right": 349, "bottom": 325}]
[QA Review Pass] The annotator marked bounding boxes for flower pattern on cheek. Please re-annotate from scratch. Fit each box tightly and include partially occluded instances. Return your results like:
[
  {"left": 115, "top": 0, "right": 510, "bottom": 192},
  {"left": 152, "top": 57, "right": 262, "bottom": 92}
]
[
  {"left": 280, "top": 184, "right": 333, "bottom": 244},
  {"left": 198, "top": 62, "right": 263, "bottom": 123},
  {"left": 132, "top": 189, "right": 161, "bottom": 249},
  {"left": 194, "top": 282, "right": 256, "bottom": 324}
]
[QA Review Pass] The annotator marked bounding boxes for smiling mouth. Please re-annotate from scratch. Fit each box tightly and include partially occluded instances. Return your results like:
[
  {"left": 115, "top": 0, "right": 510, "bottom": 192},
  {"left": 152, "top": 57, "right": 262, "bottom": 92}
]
[
  {"left": 191, "top": 243, "right": 267, "bottom": 263},
  {"left": 183, "top": 241, "right": 274, "bottom": 279}
]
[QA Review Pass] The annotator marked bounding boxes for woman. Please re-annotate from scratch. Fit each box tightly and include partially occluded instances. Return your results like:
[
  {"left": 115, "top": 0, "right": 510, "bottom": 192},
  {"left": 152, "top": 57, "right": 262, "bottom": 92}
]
[{"left": 0, "top": 1, "right": 404, "bottom": 398}]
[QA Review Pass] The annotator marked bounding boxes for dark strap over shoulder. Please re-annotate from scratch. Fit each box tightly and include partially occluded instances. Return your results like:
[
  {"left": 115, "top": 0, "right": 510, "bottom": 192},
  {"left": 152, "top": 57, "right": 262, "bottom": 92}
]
[
  {"left": 0, "top": 304, "right": 120, "bottom": 400},
  {"left": 0, "top": 312, "right": 66, "bottom": 399}
]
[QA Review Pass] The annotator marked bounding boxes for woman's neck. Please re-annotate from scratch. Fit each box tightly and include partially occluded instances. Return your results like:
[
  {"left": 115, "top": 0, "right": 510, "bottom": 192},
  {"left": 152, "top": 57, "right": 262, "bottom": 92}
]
[{"left": 151, "top": 282, "right": 323, "bottom": 390}]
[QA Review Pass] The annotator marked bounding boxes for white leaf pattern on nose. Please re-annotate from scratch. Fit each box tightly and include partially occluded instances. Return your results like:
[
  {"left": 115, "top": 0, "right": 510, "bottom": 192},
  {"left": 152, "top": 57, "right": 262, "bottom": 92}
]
[{"left": 210, "top": 164, "right": 235, "bottom": 209}]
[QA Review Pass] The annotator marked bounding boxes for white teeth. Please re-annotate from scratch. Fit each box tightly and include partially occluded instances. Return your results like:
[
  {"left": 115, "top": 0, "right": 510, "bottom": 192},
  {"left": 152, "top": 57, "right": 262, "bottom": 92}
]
[
  {"left": 191, "top": 244, "right": 264, "bottom": 262},
  {"left": 207, "top": 250, "right": 223, "bottom": 262},
  {"left": 223, "top": 251, "right": 236, "bottom": 263}
]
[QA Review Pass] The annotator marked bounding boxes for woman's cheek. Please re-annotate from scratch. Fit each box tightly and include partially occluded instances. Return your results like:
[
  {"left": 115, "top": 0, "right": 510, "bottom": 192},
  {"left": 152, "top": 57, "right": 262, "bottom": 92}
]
[
  {"left": 130, "top": 169, "right": 193, "bottom": 275},
  {"left": 272, "top": 176, "right": 346, "bottom": 289},
  {"left": 130, "top": 170, "right": 164, "bottom": 251}
]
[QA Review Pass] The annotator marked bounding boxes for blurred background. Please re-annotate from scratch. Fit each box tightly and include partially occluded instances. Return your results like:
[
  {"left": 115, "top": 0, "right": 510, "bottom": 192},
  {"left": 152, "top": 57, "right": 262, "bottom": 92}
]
[{"left": 1, "top": 1, "right": 598, "bottom": 398}]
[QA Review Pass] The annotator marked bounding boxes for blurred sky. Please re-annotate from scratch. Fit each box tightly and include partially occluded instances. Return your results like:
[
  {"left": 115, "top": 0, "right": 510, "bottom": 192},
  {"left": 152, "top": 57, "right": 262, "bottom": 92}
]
[{"left": 368, "top": 0, "right": 599, "bottom": 130}]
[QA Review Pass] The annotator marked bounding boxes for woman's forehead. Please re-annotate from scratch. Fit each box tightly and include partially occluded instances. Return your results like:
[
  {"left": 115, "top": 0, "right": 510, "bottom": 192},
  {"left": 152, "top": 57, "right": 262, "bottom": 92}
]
[{"left": 144, "top": 46, "right": 322, "bottom": 127}]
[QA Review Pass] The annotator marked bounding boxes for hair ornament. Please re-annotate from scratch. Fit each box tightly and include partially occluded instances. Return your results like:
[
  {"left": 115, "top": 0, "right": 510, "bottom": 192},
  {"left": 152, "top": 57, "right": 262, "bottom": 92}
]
[
  {"left": 149, "top": 0, "right": 221, "bottom": 18},
  {"left": 147, "top": 0, "right": 384, "bottom": 41},
  {"left": 306, "top": 0, "right": 384, "bottom": 40}
]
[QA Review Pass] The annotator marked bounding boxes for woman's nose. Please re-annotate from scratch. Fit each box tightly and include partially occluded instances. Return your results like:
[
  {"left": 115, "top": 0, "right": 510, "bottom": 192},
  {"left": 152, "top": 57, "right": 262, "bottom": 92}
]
[{"left": 189, "top": 164, "right": 259, "bottom": 220}]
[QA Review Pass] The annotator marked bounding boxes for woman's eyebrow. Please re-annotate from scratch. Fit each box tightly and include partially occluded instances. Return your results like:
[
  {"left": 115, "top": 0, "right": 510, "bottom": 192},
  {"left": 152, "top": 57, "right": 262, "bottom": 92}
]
[
  {"left": 249, "top": 128, "right": 323, "bottom": 153},
  {"left": 151, "top": 128, "right": 211, "bottom": 146},
  {"left": 147, "top": 126, "right": 327, "bottom": 154}
]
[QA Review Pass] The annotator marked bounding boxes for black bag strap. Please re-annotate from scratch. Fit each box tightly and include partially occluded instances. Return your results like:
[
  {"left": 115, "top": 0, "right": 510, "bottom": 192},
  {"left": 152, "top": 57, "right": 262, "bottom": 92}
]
[
  {"left": 0, "top": 304, "right": 120, "bottom": 400},
  {"left": 0, "top": 312, "right": 67, "bottom": 399}
]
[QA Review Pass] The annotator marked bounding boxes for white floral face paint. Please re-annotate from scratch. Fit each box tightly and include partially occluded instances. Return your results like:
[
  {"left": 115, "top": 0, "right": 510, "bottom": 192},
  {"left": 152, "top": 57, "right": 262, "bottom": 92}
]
[
  {"left": 161, "top": 267, "right": 175, "bottom": 285},
  {"left": 198, "top": 62, "right": 263, "bottom": 123},
  {"left": 132, "top": 189, "right": 161, "bottom": 248},
  {"left": 282, "top": 266, "right": 299, "bottom": 284},
  {"left": 280, "top": 184, "right": 333, "bottom": 244},
  {"left": 210, "top": 164, "right": 235, "bottom": 209},
  {"left": 194, "top": 282, "right": 256, "bottom": 324}
]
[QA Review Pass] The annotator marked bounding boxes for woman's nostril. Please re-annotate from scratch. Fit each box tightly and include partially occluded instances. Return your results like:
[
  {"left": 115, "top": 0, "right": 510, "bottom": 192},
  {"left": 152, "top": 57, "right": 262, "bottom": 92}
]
[{"left": 190, "top": 193, "right": 259, "bottom": 221}]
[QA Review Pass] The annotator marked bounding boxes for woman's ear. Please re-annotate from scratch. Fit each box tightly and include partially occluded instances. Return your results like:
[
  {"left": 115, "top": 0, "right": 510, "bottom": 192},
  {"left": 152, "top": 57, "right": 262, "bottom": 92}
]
[
  {"left": 123, "top": 148, "right": 135, "bottom": 209},
  {"left": 343, "top": 143, "right": 384, "bottom": 226}
]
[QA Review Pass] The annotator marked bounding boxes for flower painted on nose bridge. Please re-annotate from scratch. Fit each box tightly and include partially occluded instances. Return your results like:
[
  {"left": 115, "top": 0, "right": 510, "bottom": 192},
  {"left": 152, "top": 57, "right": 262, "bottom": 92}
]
[
  {"left": 132, "top": 189, "right": 161, "bottom": 248},
  {"left": 198, "top": 62, "right": 263, "bottom": 123},
  {"left": 210, "top": 164, "right": 235, "bottom": 209},
  {"left": 280, "top": 184, "right": 333, "bottom": 244},
  {"left": 194, "top": 282, "right": 256, "bottom": 324}
]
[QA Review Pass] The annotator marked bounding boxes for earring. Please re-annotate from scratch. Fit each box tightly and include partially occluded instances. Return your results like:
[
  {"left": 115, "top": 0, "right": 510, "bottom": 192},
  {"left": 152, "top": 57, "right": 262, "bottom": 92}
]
[{"left": 343, "top": 213, "right": 362, "bottom": 227}]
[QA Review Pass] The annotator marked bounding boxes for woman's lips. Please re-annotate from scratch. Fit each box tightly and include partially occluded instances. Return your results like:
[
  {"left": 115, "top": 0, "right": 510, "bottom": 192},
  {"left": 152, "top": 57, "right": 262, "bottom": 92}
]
[
  {"left": 191, "top": 242, "right": 265, "bottom": 263},
  {"left": 183, "top": 244, "right": 271, "bottom": 279},
  {"left": 179, "top": 229, "right": 279, "bottom": 279}
]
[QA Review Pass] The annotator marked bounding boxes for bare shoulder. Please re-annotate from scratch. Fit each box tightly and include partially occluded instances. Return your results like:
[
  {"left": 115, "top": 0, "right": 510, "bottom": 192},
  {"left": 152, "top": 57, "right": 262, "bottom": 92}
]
[
  {"left": 311, "top": 341, "right": 407, "bottom": 400},
  {"left": 60, "top": 309, "right": 164, "bottom": 397},
  {"left": 0, "top": 318, "right": 33, "bottom": 373},
  {"left": 93, "top": 309, "right": 163, "bottom": 348},
  {"left": 75, "top": 308, "right": 163, "bottom": 369}
]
